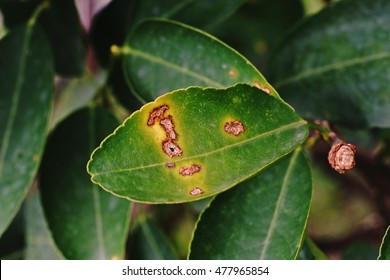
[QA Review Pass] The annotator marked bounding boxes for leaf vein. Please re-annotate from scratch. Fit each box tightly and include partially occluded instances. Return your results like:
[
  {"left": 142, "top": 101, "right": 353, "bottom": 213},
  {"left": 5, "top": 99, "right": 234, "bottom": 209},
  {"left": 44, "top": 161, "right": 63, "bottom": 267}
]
[{"left": 91, "top": 120, "right": 306, "bottom": 177}]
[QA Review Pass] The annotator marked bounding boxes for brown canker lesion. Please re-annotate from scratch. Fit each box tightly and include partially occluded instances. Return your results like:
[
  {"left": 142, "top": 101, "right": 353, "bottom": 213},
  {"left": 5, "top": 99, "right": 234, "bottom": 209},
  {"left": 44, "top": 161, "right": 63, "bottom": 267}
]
[
  {"left": 190, "top": 187, "right": 204, "bottom": 196},
  {"left": 148, "top": 104, "right": 183, "bottom": 158},
  {"left": 147, "top": 105, "right": 169, "bottom": 126},
  {"left": 165, "top": 162, "right": 176, "bottom": 168},
  {"left": 179, "top": 164, "right": 201, "bottom": 176},
  {"left": 162, "top": 139, "right": 182, "bottom": 157},
  {"left": 160, "top": 116, "right": 177, "bottom": 140},
  {"left": 224, "top": 120, "right": 245, "bottom": 136},
  {"left": 252, "top": 81, "right": 271, "bottom": 94}
]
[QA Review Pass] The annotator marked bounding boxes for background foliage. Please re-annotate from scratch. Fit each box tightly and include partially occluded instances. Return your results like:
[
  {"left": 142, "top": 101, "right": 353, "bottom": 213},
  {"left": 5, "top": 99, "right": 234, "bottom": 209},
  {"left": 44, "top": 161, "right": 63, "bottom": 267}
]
[{"left": 0, "top": 0, "right": 389, "bottom": 260}]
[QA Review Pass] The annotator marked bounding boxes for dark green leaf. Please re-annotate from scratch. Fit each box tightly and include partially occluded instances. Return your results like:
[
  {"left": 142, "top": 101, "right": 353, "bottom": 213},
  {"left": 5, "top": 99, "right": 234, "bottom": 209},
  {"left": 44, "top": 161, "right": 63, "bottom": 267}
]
[
  {"left": 40, "top": 107, "right": 131, "bottom": 259},
  {"left": 123, "top": 19, "right": 281, "bottom": 103},
  {"left": 342, "top": 241, "right": 378, "bottom": 260},
  {"left": 25, "top": 191, "right": 64, "bottom": 260},
  {"left": 129, "top": 218, "right": 178, "bottom": 260},
  {"left": 189, "top": 149, "right": 312, "bottom": 259},
  {"left": 89, "top": 0, "right": 133, "bottom": 67},
  {"left": 0, "top": 24, "right": 54, "bottom": 237},
  {"left": 378, "top": 226, "right": 390, "bottom": 260},
  {"left": 131, "top": 0, "right": 245, "bottom": 30},
  {"left": 88, "top": 84, "right": 308, "bottom": 203},
  {"left": 0, "top": 0, "right": 40, "bottom": 28},
  {"left": 39, "top": 0, "right": 85, "bottom": 76},
  {"left": 270, "top": 0, "right": 390, "bottom": 128},
  {"left": 210, "top": 0, "right": 303, "bottom": 74}
]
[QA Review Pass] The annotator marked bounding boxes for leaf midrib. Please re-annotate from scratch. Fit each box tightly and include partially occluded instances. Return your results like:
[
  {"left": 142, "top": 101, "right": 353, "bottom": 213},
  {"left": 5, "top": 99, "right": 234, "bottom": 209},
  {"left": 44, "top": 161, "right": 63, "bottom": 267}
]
[
  {"left": 91, "top": 120, "right": 307, "bottom": 177},
  {"left": 259, "top": 148, "right": 300, "bottom": 260},
  {"left": 0, "top": 25, "right": 33, "bottom": 178},
  {"left": 274, "top": 51, "right": 390, "bottom": 88}
]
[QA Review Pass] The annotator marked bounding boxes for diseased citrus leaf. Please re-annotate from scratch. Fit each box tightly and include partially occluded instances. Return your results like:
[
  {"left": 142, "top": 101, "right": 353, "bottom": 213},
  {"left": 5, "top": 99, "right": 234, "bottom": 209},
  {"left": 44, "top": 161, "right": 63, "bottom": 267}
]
[
  {"left": 25, "top": 191, "right": 64, "bottom": 260},
  {"left": 188, "top": 149, "right": 312, "bottom": 260},
  {"left": 0, "top": 23, "right": 54, "bottom": 237},
  {"left": 87, "top": 84, "right": 308, "bottom": 203},
  {"left": 378, "top": 226, "right": 390, "bottom": 260},
  {"left": 40, "top": 107, "right": 131, "bottom": 260},
  {"left": 123, "top": 19, "right": 280, "bottom": 103},
  {"left": 270, "top": 0, "right": 390, "bottom": 128},
  {"left": 129, "top": 218, "right": 178, "bottom": 260}
]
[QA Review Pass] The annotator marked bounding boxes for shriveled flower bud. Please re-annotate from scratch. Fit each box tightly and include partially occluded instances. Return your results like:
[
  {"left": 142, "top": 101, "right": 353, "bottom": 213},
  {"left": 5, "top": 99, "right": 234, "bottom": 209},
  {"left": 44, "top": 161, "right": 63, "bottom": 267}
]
[{"left": 328, "top": 142, "right": 356, "bottom": 174}]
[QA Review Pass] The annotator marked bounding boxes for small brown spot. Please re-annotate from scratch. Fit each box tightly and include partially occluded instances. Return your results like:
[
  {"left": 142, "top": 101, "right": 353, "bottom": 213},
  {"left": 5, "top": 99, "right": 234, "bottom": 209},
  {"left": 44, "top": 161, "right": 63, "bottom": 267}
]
[
  {"left": 260, "top": 87, "right": 271, "bottom": 94},
  {"left": 224, "top": 120, "right": 245, "bottom": 136},
  {"left": 160, "top": 116, "right": 177, "bottom": 140},
  {"left": 147, "top": 105, "right": 169, "bottom": 126},
  {"left": 229, "top": 69, "right": 237, "bottom": 78},
  {"left": 162, "top": 140, "right": 182, "bottom": 157},
  {"left": 190, "top": 187, "right": 204, "bottom": 196},
  {"left": 165, "top": 162, "right": 175, "bottom": 168},
  {"left": 252, "top": 82, "right": 271, "bottom": 94},
  {"left": 328, "top": 142, "right": 356, "bottom": 174},
  {"left": 179, "top": 164, "right": 201, "bottom": 176}
]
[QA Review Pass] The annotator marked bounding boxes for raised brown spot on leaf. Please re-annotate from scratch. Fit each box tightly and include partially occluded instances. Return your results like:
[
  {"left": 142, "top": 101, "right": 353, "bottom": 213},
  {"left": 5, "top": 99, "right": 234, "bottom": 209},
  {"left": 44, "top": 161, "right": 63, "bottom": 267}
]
[
  {"left": 252, "top": 82, "right": 271, "bottom": 94},
  {"left": 165, "top": 162, "right": 175, "bottom": 168},
  {"left": 179, "top": 164, "right": 201, "bottom": 176},
  {"left": 147, "top": 105, "right": 169, "bottom": 126},
  {"left": 162, "top": 140, "right": 182, "bottom": 158},
  {"left": 224, "top": 120, "right": 245, "bottom": 136},
  {"left": 160, "top": 116, "right": 177, "bottom": 140},
  {"left": 190, "top": 187, "right": 204, "bottom": 196},
  {"left": 229, "top": 69, "right": 237, "bottom": 78}
]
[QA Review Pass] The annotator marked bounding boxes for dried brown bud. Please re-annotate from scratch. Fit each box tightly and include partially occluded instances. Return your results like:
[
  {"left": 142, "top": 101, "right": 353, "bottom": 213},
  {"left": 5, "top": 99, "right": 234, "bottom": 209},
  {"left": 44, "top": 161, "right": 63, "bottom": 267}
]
[{"left": 328, "top": 142, "right": 356, "bottom": 174}]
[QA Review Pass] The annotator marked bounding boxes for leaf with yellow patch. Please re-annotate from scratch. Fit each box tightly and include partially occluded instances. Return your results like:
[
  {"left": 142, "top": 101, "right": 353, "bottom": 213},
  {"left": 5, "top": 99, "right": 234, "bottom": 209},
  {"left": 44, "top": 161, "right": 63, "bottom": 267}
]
[{"left": 87, "top": 84, "right": 308, "bottom": 203}]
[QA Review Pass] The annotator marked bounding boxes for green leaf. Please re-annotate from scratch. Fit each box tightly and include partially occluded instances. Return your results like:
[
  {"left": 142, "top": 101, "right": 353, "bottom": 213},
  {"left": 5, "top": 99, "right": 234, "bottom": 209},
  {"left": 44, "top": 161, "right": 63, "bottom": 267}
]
[
  {"left": 129, "top": 218, "right": 178, "bottom": 260},
  {"left": 188, "top": 149, "right": 312, "bottom": 260},
  {"left": 40, "top": 107, "right": 131, "bottom": 259},
  {"left": 378, "top": 226, "right": 390, "bottom": 260},
  {"left": 39, "top": 0, "right": 85, "bottom": 76},
  {"left": 25, "top": 191, "right": 64, "bottom": 260},
  {"left": 342, "top": 241, "right": 378, "bottom": 260},
  {"left": 0, "top": 23, "right": 54, "bottom": 237},
  {"left": 0, "top": 0, "right": 40, "bottom": 28},
  {"left": 130, "top": 0, "right": 245, "bottom": 30},
  {"left": 88, "top": 83, "right": 308, "bottom": 203},
  {"left": 270, "top": 0, "right": 390, "bottom": 128},
  {"left": 210, "top": 0, "right": 304, "bottom": 75},
  {"left": 122, "top": 19, "right": 280, "bottom": 103}
]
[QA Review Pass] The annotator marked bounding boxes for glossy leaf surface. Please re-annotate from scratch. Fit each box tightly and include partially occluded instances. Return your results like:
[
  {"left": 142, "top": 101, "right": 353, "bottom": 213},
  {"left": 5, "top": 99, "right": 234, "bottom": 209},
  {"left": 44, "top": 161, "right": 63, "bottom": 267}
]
[
  {"left": 0, "top": 24, "right": 54, "bottom": 237},
  {"left": 40, "top": 107, "right": 131, "bottom": 259},
  {"left": 189, "top": 149, "right": 312, "bottom": 259},
  {"left": 270, "top": 0, "right": 390, "bottom": 128},
  {"left": 378, "top": 226, "right": 390, "bottom": 260},
  {"left": 123, "top": 19, "right": 280, "bottom": 103},
  {"left": 88, "top": 84, "right": 308, "bottom": 203}
]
